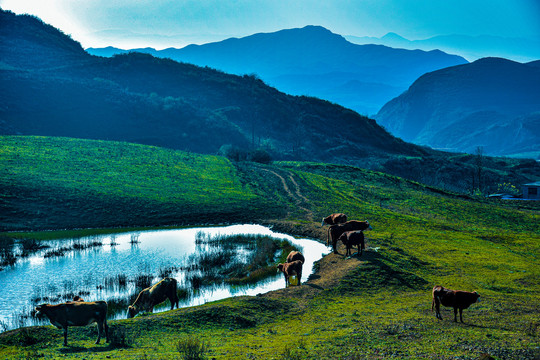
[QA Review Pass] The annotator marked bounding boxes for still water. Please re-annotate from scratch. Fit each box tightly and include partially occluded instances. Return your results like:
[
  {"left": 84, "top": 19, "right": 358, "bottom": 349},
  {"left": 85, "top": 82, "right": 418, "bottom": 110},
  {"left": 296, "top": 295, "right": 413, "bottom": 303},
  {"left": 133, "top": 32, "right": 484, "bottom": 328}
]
[{"left": 0, "top": 225, "right": 328, "bottom": 331}]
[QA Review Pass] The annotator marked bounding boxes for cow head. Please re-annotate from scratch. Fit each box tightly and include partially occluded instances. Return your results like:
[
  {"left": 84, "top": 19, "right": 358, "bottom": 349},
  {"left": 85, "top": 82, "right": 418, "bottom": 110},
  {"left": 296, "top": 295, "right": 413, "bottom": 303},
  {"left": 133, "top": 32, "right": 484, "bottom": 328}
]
[
  {"left": 127, "top": 305, "right": 138, "bottom": 319},
  {"left": 365, "top": 220, "right": 373, "bottom": 230},
  {"left": 321, "top": 218, "right": 326, "bottom": 226},
  {"left": 277, "top": 264, "right": 284, "bottom": 273},
  {"left": 35, "top": 304, "right": 48, "bottom": 316},
  {"left": 473, "top": 291, "right": 481, "bottom": 303}
]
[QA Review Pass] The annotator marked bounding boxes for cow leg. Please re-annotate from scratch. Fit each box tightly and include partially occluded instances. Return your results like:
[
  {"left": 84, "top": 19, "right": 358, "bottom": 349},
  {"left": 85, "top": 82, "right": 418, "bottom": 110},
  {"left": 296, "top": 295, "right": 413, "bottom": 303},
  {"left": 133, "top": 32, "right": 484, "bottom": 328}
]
[
  {"left": 63, "top": 326, "right": 68, "bottom": 346},
  {"left": 298, "top": 271, "right": 302, "bottom": 286},
  {"left": 104, "top": 319, "right": 110, "bottom": 343},
  {"left": 453, "top": 308, "right": 458, "bottom": 322},
  {"left": 459, "top": 308, "right": 464, "bottom": 323},
  {"left": 173, "top": 293, "right": 179, "bottom": 309},
  {"left": 96, "top": 321, "right": 103, "bottom": 344},
  {"left": 434, "top": 300, "right": 442, "bottom": 320}
]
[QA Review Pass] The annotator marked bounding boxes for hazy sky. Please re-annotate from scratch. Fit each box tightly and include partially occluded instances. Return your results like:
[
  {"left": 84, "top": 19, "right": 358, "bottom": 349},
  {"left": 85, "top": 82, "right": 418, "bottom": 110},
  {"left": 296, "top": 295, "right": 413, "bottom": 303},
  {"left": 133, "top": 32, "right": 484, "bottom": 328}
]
[{"left": 1, "top": 0, "right": 539, "bottom": 50}]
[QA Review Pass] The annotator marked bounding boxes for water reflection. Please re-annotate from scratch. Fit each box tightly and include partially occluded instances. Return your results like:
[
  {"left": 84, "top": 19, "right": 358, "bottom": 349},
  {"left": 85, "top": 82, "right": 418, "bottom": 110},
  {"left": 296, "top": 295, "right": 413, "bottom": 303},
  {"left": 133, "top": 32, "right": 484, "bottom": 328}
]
[{"left": 0, "top": 225, "right": 328, "bottom": 331}]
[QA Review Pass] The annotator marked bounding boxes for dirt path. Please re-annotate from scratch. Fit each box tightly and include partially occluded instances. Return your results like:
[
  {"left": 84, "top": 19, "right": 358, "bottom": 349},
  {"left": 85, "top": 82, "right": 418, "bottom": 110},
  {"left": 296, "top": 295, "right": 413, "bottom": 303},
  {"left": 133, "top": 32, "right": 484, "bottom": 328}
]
[
  {"left": 256, "top": 165, "right": 366, "bottom": 305},
  {"left": 260, "top": 168, "right": 314, "bottom": 221}
]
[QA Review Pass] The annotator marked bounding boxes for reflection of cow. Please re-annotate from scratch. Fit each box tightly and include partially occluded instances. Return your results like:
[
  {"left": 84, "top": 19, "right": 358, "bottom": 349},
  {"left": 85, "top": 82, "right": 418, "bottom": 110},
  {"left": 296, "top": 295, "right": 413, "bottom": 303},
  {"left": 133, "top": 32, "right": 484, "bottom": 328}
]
[
  {"left": 432, "top": 285, "right": 481, "bottom": 323},
  {"left": 277, "top": 260, "right": 303, "bottom": 287},
  {"left": 35, "top": 301, "right": 109, "bottom": 346},
  {"left": 286, "top": 251, "right": 305, "bottom": 264},
  {"left": 338, "top": 231, "right": 365, "bottom": 257},
  {"left": 321, "top": 213, "right": 347, "bottom": 226},
  {"left": 327, "top": 220, "right": 372, "bottom": 253},
  {"left": 128, "top": 278, "right": 179, "bottom": 318}
]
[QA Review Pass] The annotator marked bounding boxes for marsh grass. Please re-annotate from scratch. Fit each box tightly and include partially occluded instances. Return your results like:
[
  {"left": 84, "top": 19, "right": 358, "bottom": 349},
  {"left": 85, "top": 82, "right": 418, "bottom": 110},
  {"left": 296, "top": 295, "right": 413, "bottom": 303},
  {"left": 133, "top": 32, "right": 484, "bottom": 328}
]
[
  {"left": 189, "top": 233, "right": 299, "bottom": 286},
  {"left": 0, "top": 236, "right": 17, "bottom": 269}
]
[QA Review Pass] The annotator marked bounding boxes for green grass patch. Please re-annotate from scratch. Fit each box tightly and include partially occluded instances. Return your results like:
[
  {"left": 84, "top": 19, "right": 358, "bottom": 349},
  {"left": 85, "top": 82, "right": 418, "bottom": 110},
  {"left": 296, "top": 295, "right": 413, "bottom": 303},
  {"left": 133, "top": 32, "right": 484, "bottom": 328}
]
[{"left": 1, "top": 136, "right": 539, "bottom": 359}]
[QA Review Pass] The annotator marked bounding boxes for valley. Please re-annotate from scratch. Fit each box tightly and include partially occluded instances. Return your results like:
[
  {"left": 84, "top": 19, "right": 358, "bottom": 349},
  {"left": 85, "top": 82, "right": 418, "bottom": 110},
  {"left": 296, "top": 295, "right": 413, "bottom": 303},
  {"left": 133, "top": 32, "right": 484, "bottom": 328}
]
[{"left": 0, "top": 136, "right": 539, "bottom": 359}]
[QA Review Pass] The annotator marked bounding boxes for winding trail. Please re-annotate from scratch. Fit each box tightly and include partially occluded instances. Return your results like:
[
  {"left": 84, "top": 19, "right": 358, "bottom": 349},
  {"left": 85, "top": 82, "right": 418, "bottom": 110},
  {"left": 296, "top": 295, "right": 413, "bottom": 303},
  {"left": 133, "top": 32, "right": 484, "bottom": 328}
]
[{"left": 260, "top": 168, "right": 314, "bottom": 220}]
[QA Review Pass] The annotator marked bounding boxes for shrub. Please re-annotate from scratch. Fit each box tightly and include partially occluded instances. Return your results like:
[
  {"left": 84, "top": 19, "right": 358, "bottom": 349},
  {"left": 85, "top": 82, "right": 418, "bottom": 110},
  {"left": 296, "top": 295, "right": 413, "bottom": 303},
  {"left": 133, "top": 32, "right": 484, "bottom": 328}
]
[
  {"left": 249, "top": 148, "right": 271, "bottom": 164},
  {"left": 176, "top": 336, "right": 209, "bottom": 360}
]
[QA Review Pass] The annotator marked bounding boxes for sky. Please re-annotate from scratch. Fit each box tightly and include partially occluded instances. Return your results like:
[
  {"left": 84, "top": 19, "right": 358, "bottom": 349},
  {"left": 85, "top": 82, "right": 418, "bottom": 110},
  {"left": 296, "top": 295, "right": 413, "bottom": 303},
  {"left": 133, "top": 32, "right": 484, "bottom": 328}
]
[{"left": 1, "top": 0, "right": 539, "bottom": 51}]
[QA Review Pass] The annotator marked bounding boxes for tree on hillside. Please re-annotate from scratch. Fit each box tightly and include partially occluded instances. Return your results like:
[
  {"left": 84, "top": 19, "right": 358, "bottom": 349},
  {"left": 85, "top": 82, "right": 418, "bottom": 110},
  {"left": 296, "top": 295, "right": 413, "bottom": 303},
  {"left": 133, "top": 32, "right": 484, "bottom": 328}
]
[{"left": 472, "top": 146, "right": 484, "bottom": 194}]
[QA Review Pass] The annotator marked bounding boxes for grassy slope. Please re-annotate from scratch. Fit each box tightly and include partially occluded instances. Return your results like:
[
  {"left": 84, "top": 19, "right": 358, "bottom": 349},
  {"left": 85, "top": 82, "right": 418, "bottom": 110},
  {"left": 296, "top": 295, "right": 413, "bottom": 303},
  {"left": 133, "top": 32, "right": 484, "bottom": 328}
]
[{"left": 0, "top": 136, "right": 539, "bottom": 359}]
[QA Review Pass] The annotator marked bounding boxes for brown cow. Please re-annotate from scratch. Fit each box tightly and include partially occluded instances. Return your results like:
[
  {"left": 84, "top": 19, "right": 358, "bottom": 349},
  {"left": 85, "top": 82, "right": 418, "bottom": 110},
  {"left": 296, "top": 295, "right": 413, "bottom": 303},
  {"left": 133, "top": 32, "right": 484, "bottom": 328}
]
[
  {"left": 327, "top": 220, "right": 372, "bottom": 253},
  {"left": 127, "top": 277, "right": 179, "bottom": 318},
  {"left": 286, "top": 251, "right": 305, "bottom": 264},
  {"left": 35, "top": 301, "right": 109, "bottom": 346},
  {"left": 432, "top": 285, "right": 481, "bottom": 323},
  {"left": 277, "top": 260, "right": 303, "bottom": 287},
  {"left": 338, "top": 230, "right": 365, "bottom": 257},
  {"left": 321, "top": 213, "right": 348, "bottom": 226}
]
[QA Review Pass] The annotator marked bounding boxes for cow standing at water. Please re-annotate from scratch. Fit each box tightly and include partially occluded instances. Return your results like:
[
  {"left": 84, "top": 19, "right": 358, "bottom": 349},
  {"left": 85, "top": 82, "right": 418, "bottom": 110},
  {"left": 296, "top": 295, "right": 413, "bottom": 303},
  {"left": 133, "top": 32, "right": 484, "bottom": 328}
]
[
  {"left": 35, "top": 301, "right": 109, "bottom": 346},
  {"left": 321, "top": 213, "right": 348, "bottom": 226},
  {"left": 327, "top": 220, "right": 372, "bottom": 254},
  {"left": 277, "top": 251, "right": 305, "bottom": 287},
  {"left": 338, "top": 230, "right": 365, "bottom": 257},
  {"left": 286, "top": 250, "right": 305, "bottom": 264},
  {"left": 127, "top": 277, "right": 179, "bottom": 318},
  {"left": 432, "top": 285, "right": 481, "bottom": 323},
  {"left": 277, "top": 260, "right": 304, "bottom": 287}
]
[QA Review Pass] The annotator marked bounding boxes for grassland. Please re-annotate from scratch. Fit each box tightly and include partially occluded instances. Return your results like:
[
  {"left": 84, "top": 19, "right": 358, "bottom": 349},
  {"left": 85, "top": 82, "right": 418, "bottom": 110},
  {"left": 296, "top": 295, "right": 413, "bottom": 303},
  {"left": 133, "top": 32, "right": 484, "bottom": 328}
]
[{"left": 0, "top": 135, "right": 539, "bottom": 359}]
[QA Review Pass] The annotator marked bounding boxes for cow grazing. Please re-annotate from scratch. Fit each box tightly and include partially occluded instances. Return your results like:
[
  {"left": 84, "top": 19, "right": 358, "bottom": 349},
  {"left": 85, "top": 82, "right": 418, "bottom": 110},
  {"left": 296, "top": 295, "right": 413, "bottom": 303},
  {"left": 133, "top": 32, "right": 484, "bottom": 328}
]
[
  {"left": 286, "top": 250, "right": 305, "bottom": 264},
  {"left": 35, "top": 301, "right": 109, "bottom": 346},
  {"left": 277, "top": 260, "right": 303, "bottom": 287},
  {"left": 338, "top": 230, "right": 365, "bottom": 257},
  {"left": 321, "top": 213, "right": 348, "bottom": 226},
  {"left": 72, "top": 296, "right": 84, "bottom": 302},
  {"left": 327, "top": 220, "right": 372, "bottom": 253},
  {"left": 128, "top": 277, "right": 179, "bottom": 318},
  {"left": 432, "top": 285, "right": 481, "bottom": 323}
]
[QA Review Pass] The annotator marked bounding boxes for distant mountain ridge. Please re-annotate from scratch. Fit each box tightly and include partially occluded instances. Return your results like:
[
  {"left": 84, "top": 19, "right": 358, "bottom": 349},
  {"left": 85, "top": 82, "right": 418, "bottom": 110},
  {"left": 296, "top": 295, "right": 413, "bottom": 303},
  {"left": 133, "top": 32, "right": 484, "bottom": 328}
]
[
  {"left": 346, "top": 32, "right": 540, "bottom": 63},
  {"left": 2, "top": 9, "right": 538, "bottom": 192},
  {"left": 87, "top": 25, "right": 468, "bottom": 115},
  {"left": 0, "top": 9, "right": 420, "bottom": 163},
  {"left": 374, "top": 57, "right": 540, "bottom": 158}
]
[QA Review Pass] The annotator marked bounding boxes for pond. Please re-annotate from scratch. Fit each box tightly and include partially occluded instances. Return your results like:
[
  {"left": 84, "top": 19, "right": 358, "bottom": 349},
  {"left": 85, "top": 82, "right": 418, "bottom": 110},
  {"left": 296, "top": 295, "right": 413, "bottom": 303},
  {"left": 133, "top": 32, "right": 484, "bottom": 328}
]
[{"left": 0, "top": 225, "right": 328, "bottom": 331}]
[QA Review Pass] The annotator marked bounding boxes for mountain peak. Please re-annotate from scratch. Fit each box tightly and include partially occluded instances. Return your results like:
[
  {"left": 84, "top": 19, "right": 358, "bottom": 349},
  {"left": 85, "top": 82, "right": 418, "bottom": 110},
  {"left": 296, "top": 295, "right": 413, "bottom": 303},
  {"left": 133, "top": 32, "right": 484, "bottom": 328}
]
[{"left": 381, "top": 32, "right": 408, "bottom": 41}]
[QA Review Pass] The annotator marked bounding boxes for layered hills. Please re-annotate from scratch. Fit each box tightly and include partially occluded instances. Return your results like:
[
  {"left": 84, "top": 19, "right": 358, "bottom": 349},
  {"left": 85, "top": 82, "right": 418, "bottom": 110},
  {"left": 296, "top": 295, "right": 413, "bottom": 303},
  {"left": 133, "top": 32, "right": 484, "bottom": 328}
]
[
  {"left": 1, "top": 9, "right": 538, "bottom": 193},
  {"left": 0, "top": 10, "right": 417, "bottom": 161},
  {"left": 374, "top": 57, "right": 540, "bottom": 158},
  {"left": 86, "top": 25, "right": 468, "bottom": 115}
]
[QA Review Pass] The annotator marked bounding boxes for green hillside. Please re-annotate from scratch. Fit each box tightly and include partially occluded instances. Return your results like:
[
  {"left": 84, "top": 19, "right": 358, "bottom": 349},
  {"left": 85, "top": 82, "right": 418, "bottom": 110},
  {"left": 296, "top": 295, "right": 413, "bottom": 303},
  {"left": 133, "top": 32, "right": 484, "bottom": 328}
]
[
  {"left": 2, "top": 9, "right": 539, "bottom": 195},
  {"left": 1, "top": 136, "right": 539, "bottom": 359}
]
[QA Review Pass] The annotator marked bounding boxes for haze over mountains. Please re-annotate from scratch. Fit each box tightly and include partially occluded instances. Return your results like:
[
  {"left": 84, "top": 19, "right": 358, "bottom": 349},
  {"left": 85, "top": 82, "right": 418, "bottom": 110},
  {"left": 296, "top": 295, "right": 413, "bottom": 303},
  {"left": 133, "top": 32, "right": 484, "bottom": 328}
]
[
  {"left": 374, "top": 58, "right": 540, "bottom": 158},
  {"left": 0, "top": 10, "right": 420, "bottom": 162},
  {"left": 345, "top": 33, "right": 540, "bottom": 63},
  {"left": 87, "top": 26, "right": 468, "bottom": 116},
  {"left": 1, "top": 9, "right": 538, "bottom": 192}
]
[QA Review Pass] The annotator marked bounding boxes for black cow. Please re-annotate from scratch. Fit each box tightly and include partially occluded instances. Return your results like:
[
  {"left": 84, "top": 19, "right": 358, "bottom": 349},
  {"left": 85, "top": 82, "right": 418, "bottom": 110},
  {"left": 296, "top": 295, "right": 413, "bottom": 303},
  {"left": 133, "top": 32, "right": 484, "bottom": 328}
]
[{"left": 338, "top": 230, "right": 365, "bottom": 257}]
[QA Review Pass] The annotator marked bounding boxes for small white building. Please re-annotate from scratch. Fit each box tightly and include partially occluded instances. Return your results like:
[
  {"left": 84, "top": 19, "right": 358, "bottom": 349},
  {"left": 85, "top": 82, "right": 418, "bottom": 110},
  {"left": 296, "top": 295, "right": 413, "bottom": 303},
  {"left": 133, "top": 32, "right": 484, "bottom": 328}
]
[{"left": 522, "top": 182, "right": 540, "bottom": 200}]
